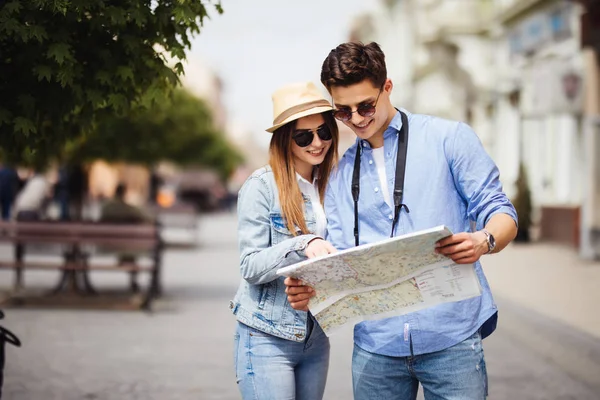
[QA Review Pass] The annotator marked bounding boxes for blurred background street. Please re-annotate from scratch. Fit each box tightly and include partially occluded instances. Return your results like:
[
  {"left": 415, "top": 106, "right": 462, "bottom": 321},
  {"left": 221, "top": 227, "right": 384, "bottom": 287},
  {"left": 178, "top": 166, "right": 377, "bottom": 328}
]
[{"left": 2, "top": 0, "right": 600, "bottom": 398}]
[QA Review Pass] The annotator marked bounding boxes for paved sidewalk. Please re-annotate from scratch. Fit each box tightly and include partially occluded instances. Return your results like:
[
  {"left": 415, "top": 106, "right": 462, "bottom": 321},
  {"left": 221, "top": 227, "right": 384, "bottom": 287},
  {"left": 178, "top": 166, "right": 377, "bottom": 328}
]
[{"left": 483, "top": 242, "right": 600, "bottom": 339}]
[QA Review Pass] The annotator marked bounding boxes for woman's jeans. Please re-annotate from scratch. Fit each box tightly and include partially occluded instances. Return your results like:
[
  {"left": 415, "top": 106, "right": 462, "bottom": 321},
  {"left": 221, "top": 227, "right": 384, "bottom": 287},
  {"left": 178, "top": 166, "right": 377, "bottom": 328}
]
[
  {"left": 352, "top": 330, "right": 488, "bottom": 400},
  {"left": 234, "top": 318, "right": 330, "bottom": 400}
]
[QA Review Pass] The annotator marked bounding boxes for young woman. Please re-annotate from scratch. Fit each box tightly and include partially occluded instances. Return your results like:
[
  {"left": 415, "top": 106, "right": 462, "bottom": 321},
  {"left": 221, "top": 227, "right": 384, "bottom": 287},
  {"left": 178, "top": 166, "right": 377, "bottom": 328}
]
[{"left": 231, "top": 81, "right": 339, "bottom": 400}]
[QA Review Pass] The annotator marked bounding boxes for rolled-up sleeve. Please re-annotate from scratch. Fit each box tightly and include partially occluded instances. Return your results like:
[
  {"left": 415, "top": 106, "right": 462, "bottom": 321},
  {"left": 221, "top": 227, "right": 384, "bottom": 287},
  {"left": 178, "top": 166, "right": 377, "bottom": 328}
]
[{"left": 447, "top": 122, "right": 518, "bottom": 230}]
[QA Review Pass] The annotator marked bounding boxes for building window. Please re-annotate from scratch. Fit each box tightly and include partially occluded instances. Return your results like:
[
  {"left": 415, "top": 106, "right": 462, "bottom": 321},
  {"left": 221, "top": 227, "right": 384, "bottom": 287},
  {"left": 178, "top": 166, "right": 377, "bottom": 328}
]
[
  {"left": 549, "top": 6, "right": 572, "bottom": 41},
  {"left": 509, "top": 6, "right": 573, "bottom": 57}
]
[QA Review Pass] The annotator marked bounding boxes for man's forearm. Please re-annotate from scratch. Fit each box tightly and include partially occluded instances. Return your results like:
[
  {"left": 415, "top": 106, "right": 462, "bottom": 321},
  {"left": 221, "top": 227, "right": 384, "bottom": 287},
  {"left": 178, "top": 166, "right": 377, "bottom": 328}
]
[{"left": 484, "top": 213, "right": 518, "bottom": 253}]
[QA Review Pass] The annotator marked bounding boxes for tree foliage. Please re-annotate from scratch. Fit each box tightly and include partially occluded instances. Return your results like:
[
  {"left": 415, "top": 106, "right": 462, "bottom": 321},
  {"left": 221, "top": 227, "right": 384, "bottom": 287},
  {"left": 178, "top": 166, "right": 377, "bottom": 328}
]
[
  {"left": 73, "top": 89, "right": 243, "bottom": 179},
  {"left": 0, "top": 0, "right": 222, "bottom": 165}
]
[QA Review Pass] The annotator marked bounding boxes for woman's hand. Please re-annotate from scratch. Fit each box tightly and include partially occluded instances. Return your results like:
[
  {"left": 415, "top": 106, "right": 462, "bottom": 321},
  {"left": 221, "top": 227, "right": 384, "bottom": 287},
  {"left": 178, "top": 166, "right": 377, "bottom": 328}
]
[
  {"left": 284, "top": 239, "right": 335, "bottom": 311},
  {"left": 305, "top": 238, "right": 337, "bottom": 258}
]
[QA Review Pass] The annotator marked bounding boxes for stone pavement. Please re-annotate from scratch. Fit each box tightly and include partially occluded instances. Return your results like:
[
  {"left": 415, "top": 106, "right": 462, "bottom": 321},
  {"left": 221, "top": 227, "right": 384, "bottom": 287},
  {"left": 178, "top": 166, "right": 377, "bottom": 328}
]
[
  {"left": 0, "top": 213, "right": 599, "bottom": 399},
  {"left": 483, "top": 242, "right": 600, "bottom": 340}
]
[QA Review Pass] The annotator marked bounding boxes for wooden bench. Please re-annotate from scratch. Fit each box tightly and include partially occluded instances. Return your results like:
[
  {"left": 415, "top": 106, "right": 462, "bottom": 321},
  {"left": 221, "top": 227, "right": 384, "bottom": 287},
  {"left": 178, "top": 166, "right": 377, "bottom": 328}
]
[{"left": 0, "top": 221, "right": 163, "bottom": 310}]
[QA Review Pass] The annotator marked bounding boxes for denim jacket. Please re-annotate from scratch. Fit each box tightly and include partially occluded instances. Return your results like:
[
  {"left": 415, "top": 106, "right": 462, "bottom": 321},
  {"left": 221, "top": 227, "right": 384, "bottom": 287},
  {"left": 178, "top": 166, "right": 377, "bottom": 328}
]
[{"left": 230, "top": 166, "right": 320, "bottom": 342}]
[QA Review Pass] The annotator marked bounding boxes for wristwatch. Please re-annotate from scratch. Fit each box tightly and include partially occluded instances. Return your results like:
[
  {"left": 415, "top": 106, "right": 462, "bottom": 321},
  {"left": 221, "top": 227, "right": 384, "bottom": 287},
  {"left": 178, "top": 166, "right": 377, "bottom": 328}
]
[{"left": 482, "top": 230, "right": 496, "bottom": 254}]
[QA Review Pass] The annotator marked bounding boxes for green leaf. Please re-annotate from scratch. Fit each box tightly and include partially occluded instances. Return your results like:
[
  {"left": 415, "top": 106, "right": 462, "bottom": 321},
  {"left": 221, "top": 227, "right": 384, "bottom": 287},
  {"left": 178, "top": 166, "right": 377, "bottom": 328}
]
[
  {"left": 0, "top": 18, "right": 21, "bottom": 35},
  {"left": 3, "top": 1, "right": 22, "bottom": 15},
  {"left": 95, "top": 71, "right": 111, "bottom": 85},
  {"left": 29, "top": 25, "right": 48, "bottom": 43},
  {"left": 174, "top": 62, "right": 184, "bottom": 75},
  {"left": 107, "top": 93, "right": 128, "bottom": 110},
  {"left": 86, "top": 90, "right": 104, "bottom": 107},
  {"left": 34, "top": 65, "right": 53, "bottom": 82},
  {"left": 106, "top": 6, "right": 126, "bottom": 26},
  {"left": 56, "top": 68, "right": 74, "bottom": 87},
  {"left": 116, "top": 66, "right": 134, "bottom": 82},
  {"left": 47, "top": 42, "right": 72, "bottom": 65},
  {"left": 13, "top": 117, "right": 37, "bottom": 135},
  {"left": 129, "top": 8, "right": 147, "bottom": 27},
  {"left": 0, "top": 108, "right": 12, "bottom": 127}
]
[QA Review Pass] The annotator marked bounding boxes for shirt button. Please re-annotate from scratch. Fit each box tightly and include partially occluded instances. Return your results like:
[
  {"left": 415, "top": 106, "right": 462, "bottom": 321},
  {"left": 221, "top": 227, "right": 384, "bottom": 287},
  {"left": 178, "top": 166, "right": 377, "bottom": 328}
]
[
  {"left": 374, "top": 187, "right": 379, "bottom": 193},
  {"left": 369, "top": 160, "right": 373, "bottom": 165},
  {"left": 388, "top": 214, "right": 393, "bottom": 220}
]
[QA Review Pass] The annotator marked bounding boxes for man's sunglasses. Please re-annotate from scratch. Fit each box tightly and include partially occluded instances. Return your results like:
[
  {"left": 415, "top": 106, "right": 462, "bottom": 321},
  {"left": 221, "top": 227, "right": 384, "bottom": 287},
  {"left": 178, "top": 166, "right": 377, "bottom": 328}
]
[
  {"left": 333, "top": 89, "right": 383, "bottom": 122},
  {"left": 292, "top": 124, "right": 333, "bottom": 147}
]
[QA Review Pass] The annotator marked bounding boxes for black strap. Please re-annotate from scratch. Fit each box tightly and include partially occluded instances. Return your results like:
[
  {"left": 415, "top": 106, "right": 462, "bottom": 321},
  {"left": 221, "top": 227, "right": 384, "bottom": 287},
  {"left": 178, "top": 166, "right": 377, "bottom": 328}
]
[
  {"left": 352, "top": 144, "right": 361, "bottom": 247},
  {"left": 352, "top": 110, "right": 410, "bottom": 246}
]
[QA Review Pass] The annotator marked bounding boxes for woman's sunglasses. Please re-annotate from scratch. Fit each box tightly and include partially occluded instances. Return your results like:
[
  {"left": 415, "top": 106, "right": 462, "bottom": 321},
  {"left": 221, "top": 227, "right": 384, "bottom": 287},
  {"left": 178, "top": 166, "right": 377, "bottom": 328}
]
[
  {"left": 333, "top": 89, "right": 383, "bottom": 122},
  {"left": 292, "top": 125, "right": 333, "bottom": 147}
]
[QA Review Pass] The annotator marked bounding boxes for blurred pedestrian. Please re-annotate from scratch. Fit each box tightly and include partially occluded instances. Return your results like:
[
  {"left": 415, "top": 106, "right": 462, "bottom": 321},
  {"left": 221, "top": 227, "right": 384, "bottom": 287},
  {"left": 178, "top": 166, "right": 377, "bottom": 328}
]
[
  {"left": 0, "top": 164, "right": 18, "bottom": 221},
  {"left": 100, "top": 183, "right": 154, "bottom": 292},
  {"left": 13, "top": 171, "right": 52, "bottom": 221}
]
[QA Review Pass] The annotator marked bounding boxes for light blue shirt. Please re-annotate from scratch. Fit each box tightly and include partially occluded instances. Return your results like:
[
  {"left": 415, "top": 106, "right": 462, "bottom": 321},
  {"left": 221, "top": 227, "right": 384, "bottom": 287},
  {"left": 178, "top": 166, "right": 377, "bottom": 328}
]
[{"left": 324, "top": 110, "right": 517, "bottom": 357}]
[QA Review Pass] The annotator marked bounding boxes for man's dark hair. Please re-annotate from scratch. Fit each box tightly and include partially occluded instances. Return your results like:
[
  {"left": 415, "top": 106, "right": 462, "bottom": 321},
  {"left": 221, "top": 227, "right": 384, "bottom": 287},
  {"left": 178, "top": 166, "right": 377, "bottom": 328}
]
[{"left": 320, "top": 42, "right": 387, "bottom": 90}]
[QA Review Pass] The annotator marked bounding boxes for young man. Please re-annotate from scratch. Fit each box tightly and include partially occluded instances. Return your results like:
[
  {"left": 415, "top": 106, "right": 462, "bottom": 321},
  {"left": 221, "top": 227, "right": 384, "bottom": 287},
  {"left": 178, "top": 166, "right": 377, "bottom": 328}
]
[{"left": 285, "top": 42, "right": 518, "bottom": 399}]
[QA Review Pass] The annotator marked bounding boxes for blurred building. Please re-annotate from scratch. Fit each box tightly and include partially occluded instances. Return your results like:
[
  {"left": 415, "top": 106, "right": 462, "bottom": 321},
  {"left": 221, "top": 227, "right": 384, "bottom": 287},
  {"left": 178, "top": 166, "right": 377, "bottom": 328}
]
[
  {"left": 348, "top": 0, "right": 600, "bottom": 253},
  {"left": 181, "top": 56, "right": 228, "bottom": 131},
  {"left": 575, "top": 0, "right": 600, "bottom": 258},
  {"left": 182, "top": 57, "right": 268, "bottom": 171},
  {"left": 349, "top": 0, "right": 495, "bottom": 147},
  {"left": 492, "top": 0, "right": 585, "bottom": 247}
]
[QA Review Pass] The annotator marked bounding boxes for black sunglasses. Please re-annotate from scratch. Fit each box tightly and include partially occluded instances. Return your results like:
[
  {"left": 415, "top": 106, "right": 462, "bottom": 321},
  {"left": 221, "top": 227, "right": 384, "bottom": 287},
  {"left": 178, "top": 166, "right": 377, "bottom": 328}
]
[
  {"left": 292, "top": 124, "right": 333, "bottom": 147},
  {"left": 333, "top": 89, "right": 383, "bottom": 122}
]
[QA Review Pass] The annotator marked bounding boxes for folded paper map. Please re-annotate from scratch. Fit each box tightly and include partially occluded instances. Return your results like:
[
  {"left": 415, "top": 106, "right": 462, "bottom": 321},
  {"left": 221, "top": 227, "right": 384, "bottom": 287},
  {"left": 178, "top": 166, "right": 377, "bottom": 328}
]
[{"left": 276, "top": 225, "right": 482, "bottom": 334}]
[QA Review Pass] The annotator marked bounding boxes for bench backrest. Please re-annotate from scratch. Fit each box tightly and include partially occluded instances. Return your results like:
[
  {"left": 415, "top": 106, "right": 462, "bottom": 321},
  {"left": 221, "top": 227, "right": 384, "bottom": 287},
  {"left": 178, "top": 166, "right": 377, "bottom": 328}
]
[{"left": 0, "top": 221, "right": 160, "bottom": 251}]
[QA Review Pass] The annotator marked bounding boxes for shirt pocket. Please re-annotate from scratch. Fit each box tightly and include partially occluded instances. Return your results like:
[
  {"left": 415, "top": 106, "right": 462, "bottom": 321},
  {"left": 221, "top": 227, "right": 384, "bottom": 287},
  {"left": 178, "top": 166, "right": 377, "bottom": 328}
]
[
  {"left": 270, "top": 213, "right": 317, "bottom": 245},
  {"left": 270, "top": 213, "right": 296, "bottom": 245}
]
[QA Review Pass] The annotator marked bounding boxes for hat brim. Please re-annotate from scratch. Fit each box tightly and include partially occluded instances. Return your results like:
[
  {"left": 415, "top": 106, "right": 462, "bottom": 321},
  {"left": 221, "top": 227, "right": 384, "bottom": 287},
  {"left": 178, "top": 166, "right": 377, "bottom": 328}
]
[{"left": 266, "top": 105, "right": 333, "bottom": 133}]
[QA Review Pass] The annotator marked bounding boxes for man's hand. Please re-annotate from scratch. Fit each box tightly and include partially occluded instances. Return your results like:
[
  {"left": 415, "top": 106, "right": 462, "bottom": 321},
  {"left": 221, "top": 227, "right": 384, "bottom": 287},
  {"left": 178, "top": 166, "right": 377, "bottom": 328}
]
[
  {"left": 284, "top": 277, "right": 315, "bottom": 311},
  {"left": 284, "top": 239, "right": 335, "bottom": 311},
  {"left": 305, "top": 238, "right": 337, "bottom": 259},
  {"left": 435, "top": 231, "right": 488, "bottom": 264}
]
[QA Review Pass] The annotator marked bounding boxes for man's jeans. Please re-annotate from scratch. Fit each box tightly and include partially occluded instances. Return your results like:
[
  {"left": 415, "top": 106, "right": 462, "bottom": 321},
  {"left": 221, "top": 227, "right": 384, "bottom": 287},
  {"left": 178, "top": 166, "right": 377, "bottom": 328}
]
[
  {"left": 353, "top": 331, "right": 488, "bottom": 400},
  {"left": 234, "top": 320, "right": 330, "bottom": 400}
]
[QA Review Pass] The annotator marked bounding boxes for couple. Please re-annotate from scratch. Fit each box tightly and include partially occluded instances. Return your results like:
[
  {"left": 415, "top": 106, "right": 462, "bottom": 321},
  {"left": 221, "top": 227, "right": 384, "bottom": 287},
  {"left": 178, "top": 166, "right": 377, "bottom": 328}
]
[{"left": 231, "top": 41, "right": 518, "bottom": 400}]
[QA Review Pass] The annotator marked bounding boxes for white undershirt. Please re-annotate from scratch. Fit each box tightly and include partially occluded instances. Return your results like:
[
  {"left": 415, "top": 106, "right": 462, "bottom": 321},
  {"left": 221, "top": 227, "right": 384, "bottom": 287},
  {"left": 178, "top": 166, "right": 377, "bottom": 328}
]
[
  {"left": 296, "top": 173, "right": 327, "bottom": 238},
  {"left": 372, "top": 147, "right": 392, "bottom": 209}
]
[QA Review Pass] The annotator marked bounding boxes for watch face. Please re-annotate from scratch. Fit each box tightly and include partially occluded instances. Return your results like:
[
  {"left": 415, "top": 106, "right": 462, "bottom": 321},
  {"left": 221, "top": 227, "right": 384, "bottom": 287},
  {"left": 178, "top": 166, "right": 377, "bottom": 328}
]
[{"left": 489, "top": 234, "right": 496, "bottom": 248}]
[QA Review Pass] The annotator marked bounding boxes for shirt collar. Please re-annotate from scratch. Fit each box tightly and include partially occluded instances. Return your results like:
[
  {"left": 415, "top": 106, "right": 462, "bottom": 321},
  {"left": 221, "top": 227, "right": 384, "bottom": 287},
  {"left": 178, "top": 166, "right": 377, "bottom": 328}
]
[
  {"left": 385, "top": 110, "right": 403, "bottom": 138},
  {"left": 296, "top": 172, "right": 317, "bottom": 186}
]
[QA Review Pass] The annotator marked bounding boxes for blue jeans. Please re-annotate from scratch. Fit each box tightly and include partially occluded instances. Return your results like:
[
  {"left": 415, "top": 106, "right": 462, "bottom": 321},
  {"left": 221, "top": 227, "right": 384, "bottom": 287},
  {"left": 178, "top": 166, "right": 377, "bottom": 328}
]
[
  {"left": 353, "top": 331, "right": 488, "bottom": 400},
  {"left": 234, "top": 319, "right": 330, "bottom": 400}
]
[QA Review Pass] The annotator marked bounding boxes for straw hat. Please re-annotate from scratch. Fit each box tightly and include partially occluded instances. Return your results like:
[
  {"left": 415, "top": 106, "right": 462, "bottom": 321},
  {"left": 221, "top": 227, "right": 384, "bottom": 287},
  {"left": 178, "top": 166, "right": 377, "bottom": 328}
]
[{"left": 266, "top": 82, "right": 333, "bottom": 133}]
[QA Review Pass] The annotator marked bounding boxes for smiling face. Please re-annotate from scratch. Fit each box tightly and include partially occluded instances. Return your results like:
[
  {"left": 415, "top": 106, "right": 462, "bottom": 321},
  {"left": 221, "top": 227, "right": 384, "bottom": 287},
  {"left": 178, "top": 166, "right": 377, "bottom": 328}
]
[
  {"left": 330, "top": 79, "right": 394, "bottom": 148},
  {"left": 290, "top": 113, "right": 333, "bottom": 179}
]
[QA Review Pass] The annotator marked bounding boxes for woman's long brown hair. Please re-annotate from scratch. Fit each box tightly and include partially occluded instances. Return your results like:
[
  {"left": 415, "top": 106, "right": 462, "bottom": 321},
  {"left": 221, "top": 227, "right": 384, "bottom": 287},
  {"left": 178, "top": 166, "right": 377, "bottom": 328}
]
[{"left": 269, "top": 111, "right": 339, "bottom": 236}]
